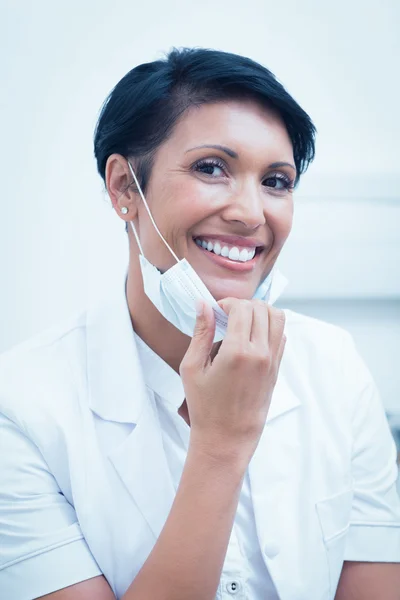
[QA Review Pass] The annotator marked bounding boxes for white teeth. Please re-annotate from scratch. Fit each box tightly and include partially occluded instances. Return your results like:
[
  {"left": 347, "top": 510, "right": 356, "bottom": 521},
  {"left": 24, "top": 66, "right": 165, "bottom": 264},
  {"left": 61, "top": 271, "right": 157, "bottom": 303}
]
[
  {"left": 195, "top": 238, "right": 257, "bottom": 263},
  {"left": 221, "top": 246, "right": 229, "bottom": 257},
  {"left": 228, "top": 247, "right": 240, "bottom": 261},
  {"left": 239, "top": 248, "right": 249, "bottom": 262},
  {"left": 213, "top": 242, "right": 221, "bottom": 255}
]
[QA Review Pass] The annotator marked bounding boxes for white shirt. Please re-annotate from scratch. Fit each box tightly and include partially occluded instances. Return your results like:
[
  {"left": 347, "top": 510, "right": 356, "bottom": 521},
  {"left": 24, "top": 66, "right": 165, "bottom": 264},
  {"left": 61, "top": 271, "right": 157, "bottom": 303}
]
[{"left": 1, "top": 268, "right": 400, "bottom": 600}]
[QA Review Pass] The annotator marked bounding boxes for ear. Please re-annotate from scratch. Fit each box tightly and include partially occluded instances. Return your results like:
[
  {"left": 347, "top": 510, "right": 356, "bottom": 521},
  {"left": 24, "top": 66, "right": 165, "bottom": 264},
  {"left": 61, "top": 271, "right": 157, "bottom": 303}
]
[{"left": 105, "top": 154, "right": 139, "bottom": 222}]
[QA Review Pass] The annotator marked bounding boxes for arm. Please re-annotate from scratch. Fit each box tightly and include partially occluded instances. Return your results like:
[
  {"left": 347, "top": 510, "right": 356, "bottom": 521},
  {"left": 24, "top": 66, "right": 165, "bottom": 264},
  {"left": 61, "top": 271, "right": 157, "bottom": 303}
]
[
  {"left": 333, "top": 332, "right": 400, "bottom": 599},
  {"left": 39, "top": 444, "right": 246, "bottom": 600},
  {"left": 122, "top": 440, "right": 247, "bottom": 600},
  {"left": 335, "top": 561, "right": 400, "bottom": 600},
  {"left": 121, "top": 300, "right": 284, "bottom": 600},
  {"left": 39, "top": 436, "right": 246, "bottom": 600},
  {"left": 39, "top": 577, "right": 114, "bottom": 599},
  {"left": 0, "top": 412, "right": 110, "bottom": 600}
]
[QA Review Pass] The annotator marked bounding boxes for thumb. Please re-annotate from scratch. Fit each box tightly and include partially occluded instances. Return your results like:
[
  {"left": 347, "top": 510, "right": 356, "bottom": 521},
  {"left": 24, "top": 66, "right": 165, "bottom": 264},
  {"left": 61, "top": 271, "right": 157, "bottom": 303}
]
[
  {"left": 217, "top": 297, "right": 237, "bottom": 315},
  {"left": 185, "top": 301, "right": 215, "bottom": 369}
]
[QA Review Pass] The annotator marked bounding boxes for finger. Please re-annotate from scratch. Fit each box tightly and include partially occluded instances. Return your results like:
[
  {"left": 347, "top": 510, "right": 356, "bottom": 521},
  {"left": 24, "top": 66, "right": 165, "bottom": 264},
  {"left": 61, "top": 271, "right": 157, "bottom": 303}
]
[
  {"left": 182, "top": 301, "right": 215, "bottom": 370},
  {"left": 250, "top": 300, "right": 269, "bottom": 348},
  {"left": 223, "top": 300, "right": 253, "bottom": 347},
  {"left": 267, "top": 307, "right": 286, "bottom": 354},
  {"left": 276, "top": 333, "right": 287, "bottom": 369},
  {"left": 217, "top": 297, "right": 237, "bottom": 315}
]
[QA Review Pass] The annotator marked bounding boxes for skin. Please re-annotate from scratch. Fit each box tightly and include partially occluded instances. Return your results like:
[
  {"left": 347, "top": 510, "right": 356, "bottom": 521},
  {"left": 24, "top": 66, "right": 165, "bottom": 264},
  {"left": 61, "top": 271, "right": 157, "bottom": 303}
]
[{"left": 40, "top": 100, "right": 400, "bottom": 599}]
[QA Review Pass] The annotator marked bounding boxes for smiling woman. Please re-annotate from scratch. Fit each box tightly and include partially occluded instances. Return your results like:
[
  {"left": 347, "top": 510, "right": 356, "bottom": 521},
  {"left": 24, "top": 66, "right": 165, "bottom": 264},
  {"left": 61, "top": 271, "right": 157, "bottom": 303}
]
[
  {"left": 1, "top": 47, "right": 399, "bottom": 600},
  {"left": 95, "top": 49, "right": 313, "bottom": 306}
]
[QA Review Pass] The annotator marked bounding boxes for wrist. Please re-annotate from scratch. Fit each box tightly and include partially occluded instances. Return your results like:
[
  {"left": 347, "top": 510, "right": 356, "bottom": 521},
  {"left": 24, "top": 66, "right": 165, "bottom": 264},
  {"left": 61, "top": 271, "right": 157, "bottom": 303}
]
[{"left": 188, "top": 430, "right": 253, "bottom": 475}]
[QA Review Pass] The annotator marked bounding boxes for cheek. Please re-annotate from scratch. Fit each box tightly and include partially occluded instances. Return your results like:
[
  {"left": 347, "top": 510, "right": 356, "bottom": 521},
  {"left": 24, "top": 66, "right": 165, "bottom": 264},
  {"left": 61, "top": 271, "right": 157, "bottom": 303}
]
[
  {"left": 267, "top": 200, "right": 293, "bottom": 246},
  {"left": 162, "top": 180, "right": 220, "bottom": 230},
  {"left": 138, "top": 184, "right": 206, "bottom": 262}
]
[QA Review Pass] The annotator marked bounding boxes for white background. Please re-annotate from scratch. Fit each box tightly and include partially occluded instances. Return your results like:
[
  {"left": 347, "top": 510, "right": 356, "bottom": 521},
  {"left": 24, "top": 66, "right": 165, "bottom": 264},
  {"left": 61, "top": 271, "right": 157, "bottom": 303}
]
[{"left": 1, "top": 0, "right": 399, "bottom": 416}]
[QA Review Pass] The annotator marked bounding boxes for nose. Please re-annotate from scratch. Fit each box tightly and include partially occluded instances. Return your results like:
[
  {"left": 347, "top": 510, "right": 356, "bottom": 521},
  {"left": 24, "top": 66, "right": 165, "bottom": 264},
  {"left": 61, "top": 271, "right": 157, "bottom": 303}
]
[{"left": 221, "top": 183, "right": 266, "bottom": 229}]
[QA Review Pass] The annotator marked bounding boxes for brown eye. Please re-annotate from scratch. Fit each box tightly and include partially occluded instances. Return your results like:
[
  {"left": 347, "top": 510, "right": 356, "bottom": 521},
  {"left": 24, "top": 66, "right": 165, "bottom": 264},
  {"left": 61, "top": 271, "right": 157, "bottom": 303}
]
[
  {"left": 198, "top": 164, "right": 222, "bottom": 176},
  {"left": 263, "top": 173, "right": 293, "bottom": 190},
  {"left": 264, "top": 177, "right": 279, "bottom": 188},
  {"left": 193, "top": 158, "right": 227, "bottom": 177}
]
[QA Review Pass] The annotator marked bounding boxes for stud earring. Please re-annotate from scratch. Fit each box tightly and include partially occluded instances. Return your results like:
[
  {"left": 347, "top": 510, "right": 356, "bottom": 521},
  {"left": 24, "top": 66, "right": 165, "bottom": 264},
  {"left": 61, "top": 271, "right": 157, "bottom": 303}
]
[{"left": 121, "top": 207, "right": 128, "bottom": 215}]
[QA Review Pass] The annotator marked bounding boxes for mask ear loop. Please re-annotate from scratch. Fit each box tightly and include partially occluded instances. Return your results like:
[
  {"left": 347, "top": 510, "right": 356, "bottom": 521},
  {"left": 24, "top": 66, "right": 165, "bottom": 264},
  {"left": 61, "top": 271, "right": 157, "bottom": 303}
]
[
  {"left": 127, "top": 161, "right": 180, "bottom": 264},
  {"left": 127, "top": 215, "right": 145, "bottom": 257}
]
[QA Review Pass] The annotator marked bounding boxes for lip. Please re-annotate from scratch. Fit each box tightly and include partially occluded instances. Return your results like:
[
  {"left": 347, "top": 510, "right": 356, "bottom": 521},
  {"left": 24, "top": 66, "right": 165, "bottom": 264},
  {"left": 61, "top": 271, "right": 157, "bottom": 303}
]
[
  {"left": 193, "top": 234, "right": 265, "bottom": 249},
  {"left": 192, "top": 238, "right": 261, "bottom": 272}
]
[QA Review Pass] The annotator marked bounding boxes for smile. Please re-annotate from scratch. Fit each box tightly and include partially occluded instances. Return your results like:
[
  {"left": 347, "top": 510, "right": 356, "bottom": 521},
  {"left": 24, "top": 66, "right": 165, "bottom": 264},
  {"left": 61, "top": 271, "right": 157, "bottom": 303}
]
[
  {"left": 193, "top": 235, "right": 264, "bottom": 273},
  {"left": 195, "top": 237, "right": 256, "bottom": 262}
]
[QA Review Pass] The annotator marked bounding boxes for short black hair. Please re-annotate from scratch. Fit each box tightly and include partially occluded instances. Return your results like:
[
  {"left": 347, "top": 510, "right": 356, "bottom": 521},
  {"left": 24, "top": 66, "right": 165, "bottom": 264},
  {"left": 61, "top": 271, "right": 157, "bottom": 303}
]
[{"left": 94, "top": 46, "right": 316, "bottom": 198}]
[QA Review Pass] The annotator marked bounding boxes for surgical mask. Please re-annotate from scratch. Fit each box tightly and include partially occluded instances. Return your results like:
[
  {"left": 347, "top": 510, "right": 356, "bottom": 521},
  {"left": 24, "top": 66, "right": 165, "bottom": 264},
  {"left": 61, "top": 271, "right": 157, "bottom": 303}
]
[{"left": 127, "top": 161, "right": 288, "bottom": 342}]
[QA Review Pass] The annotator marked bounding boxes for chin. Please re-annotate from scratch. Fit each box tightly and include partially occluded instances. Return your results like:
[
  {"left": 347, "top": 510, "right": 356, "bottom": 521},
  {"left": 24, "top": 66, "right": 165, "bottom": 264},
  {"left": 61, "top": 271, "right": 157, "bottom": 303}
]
[{"left": 205, "top": 278, "right": 257, "bottom": 302}]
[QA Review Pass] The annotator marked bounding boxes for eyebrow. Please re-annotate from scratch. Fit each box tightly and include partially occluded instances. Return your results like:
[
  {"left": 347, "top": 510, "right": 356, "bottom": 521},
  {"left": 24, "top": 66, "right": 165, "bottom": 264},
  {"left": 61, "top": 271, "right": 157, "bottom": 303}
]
[
  {"left": 186, "top": 144, "right": 238, "bottom": 158},
  {"left": 185, "top": 145, "right": 296, "bottom": 172}
]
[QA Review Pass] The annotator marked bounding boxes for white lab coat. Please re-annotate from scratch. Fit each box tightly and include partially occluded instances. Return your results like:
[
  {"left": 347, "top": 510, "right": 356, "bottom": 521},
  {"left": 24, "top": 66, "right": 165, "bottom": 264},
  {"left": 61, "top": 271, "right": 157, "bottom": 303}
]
[{"left": 0, "top": 273, "right": 399, "bottom": 600}]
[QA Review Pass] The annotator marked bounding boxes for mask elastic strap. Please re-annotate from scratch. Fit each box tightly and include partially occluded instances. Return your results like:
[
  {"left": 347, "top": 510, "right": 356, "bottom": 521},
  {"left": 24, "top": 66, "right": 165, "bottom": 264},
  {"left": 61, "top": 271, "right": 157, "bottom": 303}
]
[
  {"left": 127, "top": 161, "right": 180, "bottom": 263},
  {"left": 129, "top": 221, "right": 145, "bottom": 256}
]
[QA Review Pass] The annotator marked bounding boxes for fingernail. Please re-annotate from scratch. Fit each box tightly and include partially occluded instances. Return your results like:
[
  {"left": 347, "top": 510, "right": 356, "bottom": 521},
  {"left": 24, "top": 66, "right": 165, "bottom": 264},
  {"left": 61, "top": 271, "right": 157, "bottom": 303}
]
[{"left": 196, "top": 300, "right": 204, "bottom": 317}]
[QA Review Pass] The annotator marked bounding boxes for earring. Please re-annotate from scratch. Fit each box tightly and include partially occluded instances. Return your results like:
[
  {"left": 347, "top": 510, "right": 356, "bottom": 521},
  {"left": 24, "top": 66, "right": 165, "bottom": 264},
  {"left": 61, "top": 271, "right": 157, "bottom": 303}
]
[{"left": 121, "top": 207, "right": 128, "bottom": 215}]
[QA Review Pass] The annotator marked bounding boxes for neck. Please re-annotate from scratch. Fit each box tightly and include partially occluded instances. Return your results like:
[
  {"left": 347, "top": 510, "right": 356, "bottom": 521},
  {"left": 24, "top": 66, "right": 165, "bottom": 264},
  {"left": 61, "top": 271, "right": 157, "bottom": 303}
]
[{"left": 125, "top": 251, "right": 192, "bottom": 374}]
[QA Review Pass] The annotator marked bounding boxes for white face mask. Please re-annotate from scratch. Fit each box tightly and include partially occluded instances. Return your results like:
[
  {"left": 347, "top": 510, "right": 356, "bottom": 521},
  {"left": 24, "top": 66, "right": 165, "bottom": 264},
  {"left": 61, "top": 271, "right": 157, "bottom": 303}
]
[{"left": 127, "top": 161, "right": 288, "bottom": 342}]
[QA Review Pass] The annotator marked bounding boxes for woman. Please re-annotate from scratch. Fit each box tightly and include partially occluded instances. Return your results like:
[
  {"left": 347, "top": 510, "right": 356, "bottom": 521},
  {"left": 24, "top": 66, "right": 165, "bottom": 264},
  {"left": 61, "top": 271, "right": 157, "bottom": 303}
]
[{"left": 0, "top": 48, "right": 399, "bottom": 600}]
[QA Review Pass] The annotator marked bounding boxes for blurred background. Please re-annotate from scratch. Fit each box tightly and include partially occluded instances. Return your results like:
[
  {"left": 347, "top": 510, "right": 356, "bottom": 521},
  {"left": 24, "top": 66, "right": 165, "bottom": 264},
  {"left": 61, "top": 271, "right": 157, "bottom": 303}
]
[{"left": 1, "top": 1, "right": 399, "bottom": 446}]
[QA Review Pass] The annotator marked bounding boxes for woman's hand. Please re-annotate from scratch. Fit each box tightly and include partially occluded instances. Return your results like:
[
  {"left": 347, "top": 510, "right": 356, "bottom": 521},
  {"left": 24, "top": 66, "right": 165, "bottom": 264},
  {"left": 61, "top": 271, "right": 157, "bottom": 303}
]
[{"left": 179, "top": 299, "right": 286, "bottom": 464}]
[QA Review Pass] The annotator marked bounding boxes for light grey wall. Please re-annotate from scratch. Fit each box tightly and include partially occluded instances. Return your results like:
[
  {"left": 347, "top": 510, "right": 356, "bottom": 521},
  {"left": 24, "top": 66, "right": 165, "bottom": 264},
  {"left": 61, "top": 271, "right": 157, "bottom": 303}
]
[
  {"left": 275, "top": 196, "right": 400, "bottom": 416},
  {"left": 276, "top": 299, "right": 400, "bottom": 416}
]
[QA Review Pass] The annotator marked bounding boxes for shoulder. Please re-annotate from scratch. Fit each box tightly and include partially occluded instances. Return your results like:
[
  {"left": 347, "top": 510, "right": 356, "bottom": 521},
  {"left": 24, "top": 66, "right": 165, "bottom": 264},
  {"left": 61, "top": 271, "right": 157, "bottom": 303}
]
[
  {"left": 283, "top": 308, "right": 367, "bottom": 389},
  {"left": 282, "top": 308, "right": 361, "bottom": 418},
  {"left": 282, "top": 307, "right": 383, "bottom": 423},
  {"left": 283, "top": 307, "right": 352, "bottom": 357},
  {"left": 0, "top": 310, "right": 88, "bottom": 434}
]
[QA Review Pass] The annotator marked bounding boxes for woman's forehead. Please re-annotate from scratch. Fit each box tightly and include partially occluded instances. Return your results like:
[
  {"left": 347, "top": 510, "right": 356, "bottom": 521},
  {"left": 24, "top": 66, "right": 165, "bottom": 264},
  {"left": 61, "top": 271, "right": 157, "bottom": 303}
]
[{"left": 164, "top": 100, "right": 294, "bottom": 160}]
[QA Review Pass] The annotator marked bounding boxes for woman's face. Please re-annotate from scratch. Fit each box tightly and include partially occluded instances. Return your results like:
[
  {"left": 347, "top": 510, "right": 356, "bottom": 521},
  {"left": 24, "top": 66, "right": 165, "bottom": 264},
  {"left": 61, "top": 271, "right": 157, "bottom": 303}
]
[{"left": 131, "top": 99, "right": 295, "bottom": 301}]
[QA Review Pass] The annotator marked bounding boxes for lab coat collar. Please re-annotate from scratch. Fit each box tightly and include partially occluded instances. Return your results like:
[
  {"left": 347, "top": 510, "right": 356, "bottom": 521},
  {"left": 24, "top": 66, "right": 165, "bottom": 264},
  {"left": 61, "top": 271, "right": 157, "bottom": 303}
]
[
  {"left": 86, "top": 264, "right": 147, "bottom": 424},
  {"left": 134, "top": 332, "right": 185, "bottom": 412}
]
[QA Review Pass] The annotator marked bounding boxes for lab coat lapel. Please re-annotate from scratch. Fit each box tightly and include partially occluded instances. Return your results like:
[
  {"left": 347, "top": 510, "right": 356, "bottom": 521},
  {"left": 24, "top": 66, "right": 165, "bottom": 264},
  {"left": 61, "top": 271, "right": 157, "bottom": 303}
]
[
  {"left": 86, "top": 268, "right": 176, "bottom": 541},
  {"left": 265, "top": 365, "right": 302, "bottom": 424},
  {"left": 107, "top": 390, "right": 176, "bottom": 541}
]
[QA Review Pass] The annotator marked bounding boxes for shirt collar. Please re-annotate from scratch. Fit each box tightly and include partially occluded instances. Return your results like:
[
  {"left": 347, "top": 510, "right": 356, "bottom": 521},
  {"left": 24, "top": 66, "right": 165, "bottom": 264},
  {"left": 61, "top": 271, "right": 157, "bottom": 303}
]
[{"left": 133, "top": 332, "right": 186, "bottom": 412}]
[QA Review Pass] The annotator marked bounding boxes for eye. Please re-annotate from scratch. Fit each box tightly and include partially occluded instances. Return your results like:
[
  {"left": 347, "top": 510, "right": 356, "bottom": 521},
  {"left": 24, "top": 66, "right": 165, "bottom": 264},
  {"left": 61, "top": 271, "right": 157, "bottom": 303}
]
[
  {"left": 193, "top": 158, "right": 227, "bottom": 178},
  {"left": 263, "top": 173, "right": 294, "bottom": 191}
]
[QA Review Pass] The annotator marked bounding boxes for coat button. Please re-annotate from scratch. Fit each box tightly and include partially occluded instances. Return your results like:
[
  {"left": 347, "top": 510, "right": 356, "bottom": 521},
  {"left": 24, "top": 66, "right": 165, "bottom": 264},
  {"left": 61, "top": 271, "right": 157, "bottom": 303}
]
[
  {"left": 264, "top": 542, "right": 279, "bottom": 558},
  {"left": 226, "top": 580, "right": 241, "bottom": 594}
]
